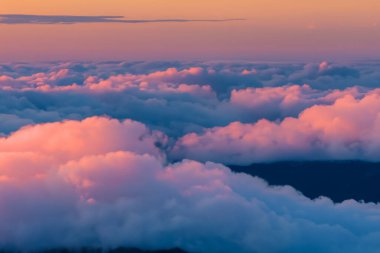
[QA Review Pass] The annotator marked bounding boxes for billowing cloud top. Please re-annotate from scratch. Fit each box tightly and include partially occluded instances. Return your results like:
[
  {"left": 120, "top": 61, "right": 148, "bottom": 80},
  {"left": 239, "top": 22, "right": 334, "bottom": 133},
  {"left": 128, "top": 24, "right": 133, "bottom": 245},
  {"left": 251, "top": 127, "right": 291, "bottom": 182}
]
[
  {"left": 1, "top": 60, "right": 380, "bottom": 145},
  {"left": 2, "top": 116, "right": 380, "bottom": 253},
  {"left": 2, "top": 61, "right": 380, "bottom": 253}
]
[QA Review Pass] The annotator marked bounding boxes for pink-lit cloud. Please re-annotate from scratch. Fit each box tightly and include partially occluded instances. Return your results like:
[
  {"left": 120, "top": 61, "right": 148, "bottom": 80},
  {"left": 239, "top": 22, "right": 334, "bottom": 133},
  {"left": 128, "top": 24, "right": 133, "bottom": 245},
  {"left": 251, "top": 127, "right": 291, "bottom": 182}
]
[
  {"left": 174, "top": 93, "right": 380, "bottom": 164},
  {"left": 1, "top": 117, "right": 380, "bottom": 253},
  {"left": 2, "top": 61, "right": 380, "bottom": 252},
  {"left": 1, "top": 61, "right": 379, "bottom": 138}
]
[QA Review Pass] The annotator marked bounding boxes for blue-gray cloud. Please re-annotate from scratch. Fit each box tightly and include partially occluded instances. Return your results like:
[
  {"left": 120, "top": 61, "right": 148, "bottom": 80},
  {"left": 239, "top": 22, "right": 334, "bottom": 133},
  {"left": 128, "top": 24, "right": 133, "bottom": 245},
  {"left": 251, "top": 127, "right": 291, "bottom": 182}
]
[
  {"left": 0, "top": 14, "right": 244, "bottom": 25},
  {"left": 0, "top": 61, "right": 379, "bottom": 140}
]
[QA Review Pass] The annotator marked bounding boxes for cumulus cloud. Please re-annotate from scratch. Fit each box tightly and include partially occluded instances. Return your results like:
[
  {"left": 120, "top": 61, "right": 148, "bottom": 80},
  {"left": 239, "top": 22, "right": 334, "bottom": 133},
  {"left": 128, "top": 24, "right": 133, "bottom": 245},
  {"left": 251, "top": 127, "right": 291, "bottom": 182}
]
[
  {"left": 2, "top": 61, "right": 380, "bottom": 97},
  {"left": 0, "top": 117, "right": 166, "bottom": 163},
  {"left": 1, "top": 61, "right": 379, "bottom": 138},
  {"left": 174, "top": 93, "right": 380, "bottom": 164},
  {"left": 3, "top": 61, "right": 380, "bottom": 252},
  {"left": 228, "top": 84, "right": 367, "bottom": 118},
  {"left": 1, "top": 117, "right": 380, "bottom": 253}
]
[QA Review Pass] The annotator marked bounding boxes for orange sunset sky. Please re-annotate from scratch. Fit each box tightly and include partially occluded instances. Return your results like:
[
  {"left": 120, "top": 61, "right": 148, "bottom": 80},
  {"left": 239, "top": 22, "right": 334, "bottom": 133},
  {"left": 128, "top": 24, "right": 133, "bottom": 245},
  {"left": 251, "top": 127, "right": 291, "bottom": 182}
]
[{"left": 1, "top": 0, "right": 380, "bottom": 61}]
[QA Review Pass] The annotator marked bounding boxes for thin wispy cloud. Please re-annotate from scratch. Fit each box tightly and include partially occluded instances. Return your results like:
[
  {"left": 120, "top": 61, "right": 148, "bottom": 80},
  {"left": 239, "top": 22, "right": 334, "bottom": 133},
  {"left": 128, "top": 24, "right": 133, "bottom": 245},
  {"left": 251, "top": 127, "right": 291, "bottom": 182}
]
[{"left": 0, "top": 14, "right": 245, "bottom": 25}]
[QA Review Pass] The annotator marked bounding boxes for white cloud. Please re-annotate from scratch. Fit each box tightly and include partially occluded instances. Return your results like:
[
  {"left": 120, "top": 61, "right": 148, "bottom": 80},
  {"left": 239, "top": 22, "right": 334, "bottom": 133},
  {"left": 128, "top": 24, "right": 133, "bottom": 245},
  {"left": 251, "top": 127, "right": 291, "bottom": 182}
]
[
  {"left": 1, "top": 119, "right": 380, "bottom": 252},
  {"left": 174, "top": 93, "right": 380, "bottom": 164}
]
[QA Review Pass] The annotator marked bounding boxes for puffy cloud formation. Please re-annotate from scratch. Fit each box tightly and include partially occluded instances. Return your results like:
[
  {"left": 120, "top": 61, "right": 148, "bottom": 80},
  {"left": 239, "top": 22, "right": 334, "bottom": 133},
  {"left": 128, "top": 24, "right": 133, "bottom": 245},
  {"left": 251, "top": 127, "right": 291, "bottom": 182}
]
[
  {"left": 229, "top": 84, "right": 371, "bottom": 118},
  {"left": 3, "top": 61, "right": 380, "bottom": 252},
  {"left": 2, "top": 117, "right": 380, "bottom": 253},
  {"left": 2, "top": 61, "right": 380, "bottom": 164},
  {"left": 2, "top": 60, "right": 380, "bottom": 92},
  {"left": 174, "top": 93, "right": 380, "bottom": 164},
  {"left": 0, "top": 61, "right": 379, "bottom": 137},
  {"left": 0, "top": 117, "right": 166, "bottom": 162}
]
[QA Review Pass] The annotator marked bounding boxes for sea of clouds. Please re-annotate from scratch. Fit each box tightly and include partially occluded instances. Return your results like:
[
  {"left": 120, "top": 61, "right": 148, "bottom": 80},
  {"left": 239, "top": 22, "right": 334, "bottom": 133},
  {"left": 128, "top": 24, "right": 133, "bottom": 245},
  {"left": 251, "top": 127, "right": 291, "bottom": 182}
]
[{"left": 1, "top": 61, "right": 380, "bottom": 252}]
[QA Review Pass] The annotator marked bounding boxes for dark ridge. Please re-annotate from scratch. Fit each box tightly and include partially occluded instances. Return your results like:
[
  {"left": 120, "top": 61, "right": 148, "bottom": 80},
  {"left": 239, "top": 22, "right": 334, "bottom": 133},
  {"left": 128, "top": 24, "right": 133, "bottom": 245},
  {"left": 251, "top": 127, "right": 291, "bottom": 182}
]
[{"left": 228, "top": 160, "right": 380, "bottom": 203}]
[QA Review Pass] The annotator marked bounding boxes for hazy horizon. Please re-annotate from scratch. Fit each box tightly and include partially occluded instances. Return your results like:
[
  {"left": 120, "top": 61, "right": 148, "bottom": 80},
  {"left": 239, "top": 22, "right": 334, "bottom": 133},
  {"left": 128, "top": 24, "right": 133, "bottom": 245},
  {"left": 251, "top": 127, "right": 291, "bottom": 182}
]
[{"left": 1, "top": 0, "right": 380, "bottom": 61}]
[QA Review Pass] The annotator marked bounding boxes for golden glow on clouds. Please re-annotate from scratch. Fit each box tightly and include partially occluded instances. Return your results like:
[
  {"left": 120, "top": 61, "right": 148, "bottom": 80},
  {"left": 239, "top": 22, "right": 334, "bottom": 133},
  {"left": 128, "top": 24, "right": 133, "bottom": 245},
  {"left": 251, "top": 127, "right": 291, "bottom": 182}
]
[{"left": 1, "top": 0, "right": 380, "bottom": 61}]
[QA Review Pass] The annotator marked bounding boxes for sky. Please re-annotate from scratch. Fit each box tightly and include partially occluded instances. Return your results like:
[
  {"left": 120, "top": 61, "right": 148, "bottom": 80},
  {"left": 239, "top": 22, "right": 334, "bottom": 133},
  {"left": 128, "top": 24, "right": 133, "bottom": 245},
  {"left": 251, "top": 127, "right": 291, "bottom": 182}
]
[{"left": 1, "top": 0, "right": 380, "bottom": 61}]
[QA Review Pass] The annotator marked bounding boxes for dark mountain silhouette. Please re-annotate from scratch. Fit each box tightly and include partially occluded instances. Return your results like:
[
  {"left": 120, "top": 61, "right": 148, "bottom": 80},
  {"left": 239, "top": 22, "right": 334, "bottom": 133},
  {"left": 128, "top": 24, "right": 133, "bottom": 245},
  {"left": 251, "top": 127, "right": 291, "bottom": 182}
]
[{"left": 229, "top": 161, "right": 380, "bottom": 203}]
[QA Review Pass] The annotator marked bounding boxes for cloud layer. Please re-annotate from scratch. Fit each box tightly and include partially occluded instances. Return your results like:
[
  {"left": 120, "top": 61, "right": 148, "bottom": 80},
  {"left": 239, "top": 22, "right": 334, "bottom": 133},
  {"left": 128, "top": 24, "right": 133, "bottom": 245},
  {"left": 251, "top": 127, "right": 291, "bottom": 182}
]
[
  {"left": 1, "top": 61, "right": 380, "bottom": 160},
  {"left": 2, "top": 61, "right": 380, "bottom": 252},
  {"left": 174, "top": 93, "right": 380, "bottom": 164},
  {"left": 0, "top": 61, "right": 379, "bottom": 138},
  {"left": 1, "top": 117, "right": 380, "bottom": 253}
]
